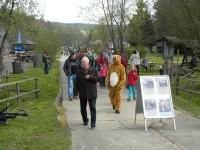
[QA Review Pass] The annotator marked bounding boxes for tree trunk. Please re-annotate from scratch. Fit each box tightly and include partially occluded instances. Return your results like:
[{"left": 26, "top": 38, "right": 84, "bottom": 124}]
[
  {"left": 0, "top": 31, "right": 8, "bottom": 75},
  {"left": 0, "top": 0, "right": 15, "bottom": 75}
]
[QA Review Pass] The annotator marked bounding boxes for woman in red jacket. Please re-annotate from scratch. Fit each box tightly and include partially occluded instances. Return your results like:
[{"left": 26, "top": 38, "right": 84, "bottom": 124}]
[{"left": 127, "top": 65, "right": 138, "bottom": 101}]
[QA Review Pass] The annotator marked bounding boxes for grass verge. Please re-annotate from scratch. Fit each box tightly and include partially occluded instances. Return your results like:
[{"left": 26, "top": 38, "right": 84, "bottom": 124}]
[{"left": 0, "top": 60, "right": 71, "bottom": 150}]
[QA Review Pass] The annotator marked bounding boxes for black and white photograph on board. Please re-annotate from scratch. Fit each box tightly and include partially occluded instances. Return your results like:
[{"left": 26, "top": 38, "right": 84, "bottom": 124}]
[
  {"left": 156, "top": 78, "right": 170, "bottom": 95},
  {"left": 144, "top": 99, "right": 158, "bottom": 117},
  {"left": 141, "top": 78, "right": 155, "bottom": 95}
]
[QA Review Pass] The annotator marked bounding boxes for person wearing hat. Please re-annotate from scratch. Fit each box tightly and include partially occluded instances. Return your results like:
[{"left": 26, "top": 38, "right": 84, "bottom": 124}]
[{"left": 76, "top": 56, "right": 99, "bottom": 128}]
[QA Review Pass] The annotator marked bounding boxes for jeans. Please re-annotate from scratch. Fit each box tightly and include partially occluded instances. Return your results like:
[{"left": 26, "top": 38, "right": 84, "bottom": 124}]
[
  {"left": 67, "top": 74, "right": 78, "bottom": 97},
  {"left": 80, "top": 98, "right": 96, "bottom": 125},
  {"left": 128, "top": 85, "right": 137, "bottom": 100}
]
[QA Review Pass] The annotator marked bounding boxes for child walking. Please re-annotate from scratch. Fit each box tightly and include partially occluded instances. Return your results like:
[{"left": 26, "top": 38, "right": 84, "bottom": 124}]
[
  {"left": 127, "top": 65, "right": 138, "bottom": 101},
  {"left": 99, "top": 64, "right": 108, "bottom": 88}
]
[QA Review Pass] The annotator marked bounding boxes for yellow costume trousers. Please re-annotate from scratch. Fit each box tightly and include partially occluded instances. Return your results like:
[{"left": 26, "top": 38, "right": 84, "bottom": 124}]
[{"left": 109, "top": 88, "right": 122, "bottom": 111}]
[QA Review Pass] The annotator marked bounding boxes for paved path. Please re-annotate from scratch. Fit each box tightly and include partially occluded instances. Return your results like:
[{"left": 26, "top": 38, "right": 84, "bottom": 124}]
[{"left": 60, "top": 55, "right": 200, "bottom": 150}]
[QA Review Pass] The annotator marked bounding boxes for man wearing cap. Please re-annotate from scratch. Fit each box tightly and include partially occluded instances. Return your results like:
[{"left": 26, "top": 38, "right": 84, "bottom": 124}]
[{"left": 76, "top": 56, "right": 99, "bottom": 128}]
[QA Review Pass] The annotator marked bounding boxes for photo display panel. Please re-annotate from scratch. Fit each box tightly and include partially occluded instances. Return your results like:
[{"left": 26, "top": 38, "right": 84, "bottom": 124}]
[{"left": 140, "top": 75, "right": 174, "bottom": 119}]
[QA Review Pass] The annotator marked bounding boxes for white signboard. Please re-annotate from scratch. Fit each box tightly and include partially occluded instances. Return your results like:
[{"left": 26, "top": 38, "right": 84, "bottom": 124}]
[{"left": 140, "top": 75, "right": 174, "bottom": 119}]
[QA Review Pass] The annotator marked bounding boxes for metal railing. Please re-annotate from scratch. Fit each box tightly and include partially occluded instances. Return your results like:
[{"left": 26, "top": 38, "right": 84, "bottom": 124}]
[{"left": 0, "top": 78, "right": 39, "bottom": 107}]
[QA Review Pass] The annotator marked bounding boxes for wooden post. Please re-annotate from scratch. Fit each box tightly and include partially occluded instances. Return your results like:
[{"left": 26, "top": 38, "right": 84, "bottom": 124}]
[
  {"left": 189, "top": 81, "right": 195, "bottom": 104},
  {"left": 16, "top": 82, "right": 20, "bottom": 107},
  {"left": 171, "top": 57, "right": 173, "bottom": 81},
  {"left": 35, "top": 78, "right": 39, "bottom": 98},
  {"left": 175, "top": 78, "right": 179, "bottom": 95}
]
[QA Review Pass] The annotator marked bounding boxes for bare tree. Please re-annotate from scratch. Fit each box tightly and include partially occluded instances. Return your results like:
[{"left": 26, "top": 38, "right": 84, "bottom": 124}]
[
  {"left": 98, "top": 0, "right": 130, "bottom": 53},
  {"left": 81, "top": 0, "right": 132, "bottom": 53}
]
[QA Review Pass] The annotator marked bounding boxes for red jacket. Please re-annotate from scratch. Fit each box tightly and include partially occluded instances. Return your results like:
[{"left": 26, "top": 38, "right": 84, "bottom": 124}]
[
  {"left": 127, "top": 70, "right": 138, "bottom": 86},
  {"left": 97, "top": 56, "right": 108, "bottom": 67},
  {"left": 99, "top": 66, "right": 108, "bottom": 77},
  {"left": 121, "top": 54, "right": 128, "bottom": 68}
]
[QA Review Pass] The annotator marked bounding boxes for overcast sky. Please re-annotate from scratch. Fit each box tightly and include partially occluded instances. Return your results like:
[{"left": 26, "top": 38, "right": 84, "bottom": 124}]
[
  {"left": 37, "top": 0, "right": 154, "bottom": 23},
  {"left": 38, "top": 0, "right": 91, "bottom": 23}
]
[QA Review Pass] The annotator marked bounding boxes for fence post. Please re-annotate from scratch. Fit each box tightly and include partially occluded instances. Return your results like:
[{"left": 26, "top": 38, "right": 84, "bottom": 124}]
[
  {"left": 175, "top": 77, "right": 179, "bottom": 95},
  {"left": 16, "top": 82, "right": 20, "bottom": 107},
  {"left": 189, "top": 81, "right": 195, "bottom": 104},
  {"left": 35, "top": 78, "right": 39, "bottom": 98}
]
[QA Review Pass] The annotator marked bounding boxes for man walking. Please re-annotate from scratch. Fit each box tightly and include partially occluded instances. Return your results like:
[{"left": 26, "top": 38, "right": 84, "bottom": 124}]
[
  {"left": 42, "top": 49, "right": 49, "bottom": 74},
  {"left": 63, "top": 52, "right": 79, "bottom": 100},
  {"left": 76, "top": 56, "right": 99, "bottom": 128}
]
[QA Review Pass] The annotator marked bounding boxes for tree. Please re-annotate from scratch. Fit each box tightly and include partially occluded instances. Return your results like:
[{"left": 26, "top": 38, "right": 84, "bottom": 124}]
[
  {"left": 99, "top": 0, "right": 117, "bottom": 51},
  {"left": 82, "top": 0, "right": 132, "bottom": 53},
  {"left": 128, "top": 0, "right": 154, "bottom": 50},
  {"left": 0, "top": 0, "right": 39, "bottom": 74},
  {"left": 154, "top": 0, "right": 200, "bottom": 41}
]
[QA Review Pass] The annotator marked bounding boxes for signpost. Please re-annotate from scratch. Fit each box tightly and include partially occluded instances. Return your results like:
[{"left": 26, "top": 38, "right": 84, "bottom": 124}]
[{"left": 135, "top": 75, "right": 176, "bottom": 131}]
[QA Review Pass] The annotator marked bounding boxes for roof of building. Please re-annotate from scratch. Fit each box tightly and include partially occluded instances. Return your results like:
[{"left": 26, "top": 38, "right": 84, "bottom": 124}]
[
  {"left": 11, "top": 39, "right": 35, "bottom": 45},
  {"left": 156, "top": 36, "right": 200, "bottom": 49}
]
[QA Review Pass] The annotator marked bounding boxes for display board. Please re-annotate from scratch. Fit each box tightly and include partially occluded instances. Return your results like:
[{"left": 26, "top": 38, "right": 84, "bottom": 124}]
[
  {"left": 140, "top": 75, "right": 174, "bottom": 118},
  {"left": 135, "top": 75, "right": 176, "bottom": 131}
]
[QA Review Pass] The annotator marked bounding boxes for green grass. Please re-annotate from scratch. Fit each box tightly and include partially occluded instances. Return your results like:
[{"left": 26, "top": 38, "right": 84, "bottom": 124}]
[
  {"left": 0, "top": 61, "right": 71, "bottom": 150},
  {"left": 145, "top": 53, "right": 184, "bottom": 66},
  {"left": 173, "top": 94, "right": 200, "bottom": 118}
]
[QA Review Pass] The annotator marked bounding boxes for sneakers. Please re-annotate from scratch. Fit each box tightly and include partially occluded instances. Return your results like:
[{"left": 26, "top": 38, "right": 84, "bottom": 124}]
[
  {"left": 91, "top": 122, "right": 96, "bottom": 128},
  {"left": 74, "top": 96, "right": 78, "bottom": 100},
  {"left": 127, "top": 98, "right": 131, "bottom": 101},
  {"left": 69, "top": 97, "right": 73, "bottom": 101},
  {"left": 83, "top": 122, "right": 96, "bottom": 128},
  {"left": 83, "top": 122, "right": 88, "bottom": 126},
  {"left": 112, "top": 105, "right": 115, "bottom": 110},
  {"left": 115, "top": 110, "right": 120, "bottom": 114}
]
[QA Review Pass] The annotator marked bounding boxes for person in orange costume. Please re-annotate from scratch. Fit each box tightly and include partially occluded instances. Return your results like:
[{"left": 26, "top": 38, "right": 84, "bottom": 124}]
[{"left": 105, "top": 55, "right": 126, "bottom": 114}]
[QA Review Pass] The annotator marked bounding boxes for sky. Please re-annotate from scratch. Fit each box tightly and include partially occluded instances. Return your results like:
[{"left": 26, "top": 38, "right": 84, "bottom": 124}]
[
  {"left": 37, "top": 0, "right": 91, "bottom": 23},
  {"left": 37, "top": 0, "right": 154, "bottom": 24}
]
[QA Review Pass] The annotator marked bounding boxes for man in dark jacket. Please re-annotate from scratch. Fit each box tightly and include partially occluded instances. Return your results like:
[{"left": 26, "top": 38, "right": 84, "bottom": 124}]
[
  {"left": 63, "top": 52, "right": 79, "bottom": 100},
  {"left": 42, "top": 49, "right": 49, "bottom": 74},
  {"left": 76, "top": 56, "right": 99, "bottom": 128}
]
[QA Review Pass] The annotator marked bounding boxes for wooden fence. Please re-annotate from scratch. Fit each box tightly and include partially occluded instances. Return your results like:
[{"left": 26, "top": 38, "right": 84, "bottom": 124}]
[
  {"left": 0, "top": 78, "right": 39, "bottom": 107},
  {"left": 175, "top": 77, "right": 200, "bottom": 103}
]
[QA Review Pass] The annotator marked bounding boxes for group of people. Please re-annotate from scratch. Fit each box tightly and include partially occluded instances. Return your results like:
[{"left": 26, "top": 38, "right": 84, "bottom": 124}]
[{"left": 63, "top": 49, "right": 141, "bottom": 128}]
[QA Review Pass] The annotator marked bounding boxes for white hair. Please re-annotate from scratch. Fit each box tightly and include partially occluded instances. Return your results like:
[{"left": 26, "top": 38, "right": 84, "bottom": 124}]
[{"left": 81, "top": 56, "right": 89, "bottom": 63}]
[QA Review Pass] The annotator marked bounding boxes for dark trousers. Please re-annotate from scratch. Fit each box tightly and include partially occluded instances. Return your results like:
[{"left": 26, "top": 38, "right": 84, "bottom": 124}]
[
  {"left": 136, "top": 65, "right": 140, "bottom": 75},
  {"left": 73, "top": 76, "right": 78, "bottom": 97},
  {"left": 80, "top": 98, "right": 96, "bottom": 124},
  {"left": 99, "top": 77, "right": 105, "bottom": 88},
  {"left": 44, "top": 63, "right": 49, "bottom": 74}
]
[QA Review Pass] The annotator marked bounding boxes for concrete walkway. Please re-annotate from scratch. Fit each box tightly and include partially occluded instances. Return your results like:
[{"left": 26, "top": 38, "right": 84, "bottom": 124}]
[{"left": 60, "top": 56, "right": 200, "bottom": 150}]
